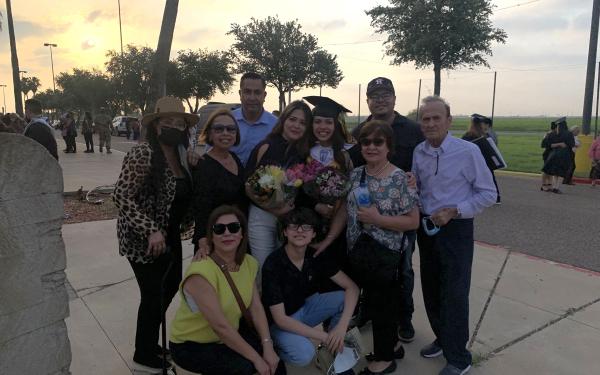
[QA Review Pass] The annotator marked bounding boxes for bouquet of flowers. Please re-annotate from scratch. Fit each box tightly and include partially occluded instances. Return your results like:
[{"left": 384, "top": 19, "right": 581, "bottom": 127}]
[
  {"left": 246, "top": 165, "right": 301, "bottom": 208},
  {"left": 303, "top": 164, "right": 351, "bottom": 205}
]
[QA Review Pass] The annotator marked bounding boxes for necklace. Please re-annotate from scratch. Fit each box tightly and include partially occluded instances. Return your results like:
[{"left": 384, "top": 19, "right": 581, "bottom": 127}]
[{"left": 366, "top": 161, "right": 390, "bottom": 177}]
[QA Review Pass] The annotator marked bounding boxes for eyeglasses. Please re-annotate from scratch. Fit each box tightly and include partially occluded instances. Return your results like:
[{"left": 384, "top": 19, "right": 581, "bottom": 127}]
[
  {"left": 359, "top": 138, "right": 386, "bottom": 147},
  {"left": 368, "top": 93, "right": 393, "bottom": 101},
  {"left": 212, "top": 222, "right": 242, "bottom": 235},
  {"left": 212, "top": 124, "right": 237, "bottom": 134},
  {"left": 287, "top": 223, "right": 314, "bottom": 232}
]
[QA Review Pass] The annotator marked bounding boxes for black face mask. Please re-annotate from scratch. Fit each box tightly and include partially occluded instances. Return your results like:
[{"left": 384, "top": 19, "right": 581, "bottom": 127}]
[{"left": 158, "top": 128, "right": 183, "bottom": 146}]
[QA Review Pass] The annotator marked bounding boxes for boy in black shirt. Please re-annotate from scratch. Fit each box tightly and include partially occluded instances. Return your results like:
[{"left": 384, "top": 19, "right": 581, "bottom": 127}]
[{"left": 262, "top": 208, "right": 359, "bottom": 368}]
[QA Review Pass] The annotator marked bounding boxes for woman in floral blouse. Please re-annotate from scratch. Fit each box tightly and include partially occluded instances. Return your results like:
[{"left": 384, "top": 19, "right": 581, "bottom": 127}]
[
  {"left": 319, "top": 120, "right": 419, "bottom": 375},
  {"left": 113, "top": 97, "right": 196, "bottom": 373}
]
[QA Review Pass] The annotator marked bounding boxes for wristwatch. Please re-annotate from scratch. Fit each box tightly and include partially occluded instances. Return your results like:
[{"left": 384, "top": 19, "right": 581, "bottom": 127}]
[{"left": 455, "top": 207, "right": 462, "bottom": 219}]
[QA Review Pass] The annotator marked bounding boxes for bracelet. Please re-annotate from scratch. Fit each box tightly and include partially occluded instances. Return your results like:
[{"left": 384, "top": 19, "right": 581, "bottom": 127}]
[{"left": 262, "top": 338, "right": 272, "bottom": 343}]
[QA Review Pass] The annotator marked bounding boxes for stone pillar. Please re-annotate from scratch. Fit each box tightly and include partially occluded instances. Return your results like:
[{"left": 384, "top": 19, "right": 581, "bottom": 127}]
[{"left": 0, "top": 134, "right": 71, "bottom": 375}]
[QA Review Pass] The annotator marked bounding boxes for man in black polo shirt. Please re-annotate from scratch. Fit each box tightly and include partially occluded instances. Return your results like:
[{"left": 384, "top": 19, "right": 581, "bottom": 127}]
[
  {"left": 348, "top": 77, "right": 424, "bottom": 343},
  {"left": 262, "top": 208, "right": 359, "bottom": 369}
]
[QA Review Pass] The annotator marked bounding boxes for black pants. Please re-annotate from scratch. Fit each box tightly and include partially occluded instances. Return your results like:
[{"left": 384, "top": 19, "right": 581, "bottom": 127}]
[
  {"left": 170, "top": 324, "right": 287, "bottom": 375},
  {"left": 491, "top": 170, "right": 500, "bottom": 202},
  {"left": 66, "top": 135, "right": 76, "bottom": 152},
  {"left": 84, "top": 132, "right": 94, "bottom": 150},
  {"left": 563, "top": 151, "right": 576, "bottom": 184},
  {"left": 417, "top": 218, "right": 474, "bottom": 369},
  {"left": 128, "top": 247, "right": 182, "bottom": 360},
  {"left": 398, "top": 231, "right": 416, "bottom": 327},
  {"left": 349, "top": 235, "right": 401, "bottom": 361}
]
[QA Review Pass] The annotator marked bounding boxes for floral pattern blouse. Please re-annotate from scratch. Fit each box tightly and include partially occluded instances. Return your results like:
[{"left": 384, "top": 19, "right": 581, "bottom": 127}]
[{"left": 346, "top": 166, "right": 419, "bottom": 252}]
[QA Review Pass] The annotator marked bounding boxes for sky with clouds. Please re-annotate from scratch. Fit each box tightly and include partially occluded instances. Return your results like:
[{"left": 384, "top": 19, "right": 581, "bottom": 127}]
[{"left": 0, "top": 0, "right": 597, "bottom": 117}]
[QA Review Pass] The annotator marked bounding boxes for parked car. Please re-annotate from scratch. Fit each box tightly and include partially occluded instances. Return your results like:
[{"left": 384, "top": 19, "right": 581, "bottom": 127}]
[{"left": 111, "top": 116, "right": 138, "bottom": 137}]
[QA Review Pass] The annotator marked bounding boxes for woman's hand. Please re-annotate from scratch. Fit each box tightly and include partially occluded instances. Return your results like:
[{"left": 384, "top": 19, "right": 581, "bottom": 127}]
[
  {"left": 146, "top": 231, "right": 166, "bottom": 257},
  {"left": 312, "top": 237, "right": 333, "bottom": 257},
  {"left": 315, "top": 203, "right": 334, "bottom": 219},
  {"left": 253, "top": 357, "right": 271, "bottom": 375},
  {"left": 193, "top": 237, "right": 209, "bottom": 261},
  {"left": 357, "top": 205, "right": 380, "bottom": 225},
  {"left": 262, "top": 345, "right": 280, "bottom": 374},
  {"left": 325, "top": 325, "right": 346, "bottom": 354}
]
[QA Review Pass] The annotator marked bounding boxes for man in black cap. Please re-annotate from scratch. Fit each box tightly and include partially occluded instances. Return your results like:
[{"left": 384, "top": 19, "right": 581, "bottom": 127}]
[{"left": 349, "top": 77, "right": 424, "bottom": 343}]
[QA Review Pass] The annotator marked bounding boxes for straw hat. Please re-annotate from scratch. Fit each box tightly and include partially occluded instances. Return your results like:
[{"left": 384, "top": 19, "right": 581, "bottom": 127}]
[{"left": 141, "top": 96, "right": 198, "bottom": 127}]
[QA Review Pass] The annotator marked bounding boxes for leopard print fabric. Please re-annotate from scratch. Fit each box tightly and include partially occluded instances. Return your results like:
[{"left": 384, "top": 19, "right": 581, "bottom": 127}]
[{"left": 113, "top": 143, "right": 176, "bottom": 264}]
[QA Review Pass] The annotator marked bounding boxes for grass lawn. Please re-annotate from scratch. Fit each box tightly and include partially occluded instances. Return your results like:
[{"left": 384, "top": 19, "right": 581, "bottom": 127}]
[
  {"left": 497, "top": 134, "right": 543, "bottom": 174},
  {"left": 346, "top": 116, "right": 582, "bottom": 133}
]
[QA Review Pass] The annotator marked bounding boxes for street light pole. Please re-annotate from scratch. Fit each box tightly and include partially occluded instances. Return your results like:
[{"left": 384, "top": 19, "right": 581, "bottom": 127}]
[
  {"left": 0, "top": 84, "right": 7, "bottom": 114},
  {"left": 43, "top": 43, "right": 58, "bottom": 92}
]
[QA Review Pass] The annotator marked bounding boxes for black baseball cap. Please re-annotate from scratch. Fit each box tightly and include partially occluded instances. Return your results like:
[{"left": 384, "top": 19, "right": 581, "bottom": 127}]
[{"left": 366, "top": 77, "right": 395, "bottom": 96}]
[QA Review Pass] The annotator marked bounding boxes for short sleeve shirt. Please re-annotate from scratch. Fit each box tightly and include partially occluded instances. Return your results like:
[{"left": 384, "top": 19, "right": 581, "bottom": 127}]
[
  {"left": 261, "top": 246, "right": 339, "bottom": 320},
  {"left": 346, "top": 166, "right": 418, "bottom": 252}
]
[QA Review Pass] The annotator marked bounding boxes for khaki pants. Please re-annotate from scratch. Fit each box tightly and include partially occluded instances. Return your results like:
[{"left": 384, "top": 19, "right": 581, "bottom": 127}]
[{"left": 99, "top": 129, "right": 111, "bottom": 150}]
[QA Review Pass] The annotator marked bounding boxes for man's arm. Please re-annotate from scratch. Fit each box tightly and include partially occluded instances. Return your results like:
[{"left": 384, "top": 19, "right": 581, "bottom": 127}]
[{"left": 456, "top": 149, "right": 497, "bottom": 217}]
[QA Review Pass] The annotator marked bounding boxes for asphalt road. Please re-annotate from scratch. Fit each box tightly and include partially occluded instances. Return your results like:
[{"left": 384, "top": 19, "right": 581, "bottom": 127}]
[{"left": 55, "top": 130, "right": 600, "bottom": 272}]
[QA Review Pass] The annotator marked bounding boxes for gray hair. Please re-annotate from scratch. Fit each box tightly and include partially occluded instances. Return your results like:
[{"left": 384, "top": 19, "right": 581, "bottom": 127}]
[{"left": 420, "top": 95, "right": 451, "bottom": 118}]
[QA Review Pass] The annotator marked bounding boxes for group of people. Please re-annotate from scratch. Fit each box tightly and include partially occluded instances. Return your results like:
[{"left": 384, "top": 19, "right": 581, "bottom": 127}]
[
  {"left": 540, "top": 117, "right": 581, "bottom": 193},
  {"left": 58, "top": 110, "right": 114, "bottom": 154},
  {"left": 113, "top": 72, "right": 497, "bottom": 375}
]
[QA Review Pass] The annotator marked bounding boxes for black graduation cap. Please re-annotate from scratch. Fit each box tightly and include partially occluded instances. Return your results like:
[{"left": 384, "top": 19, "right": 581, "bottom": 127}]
[
  {"left": 471, "top": 113, "right": 492, "bottom": 125},
  {"left": 553, "top": 116, "right": 567, "bottom": 125},
  {"left": 303, "top": 96, "right": 352, "bottom": 119}
]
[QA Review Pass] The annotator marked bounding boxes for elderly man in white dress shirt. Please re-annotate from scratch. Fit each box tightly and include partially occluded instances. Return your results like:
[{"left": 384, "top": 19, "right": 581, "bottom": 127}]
[{"left": 412, "top": 96, "right": 496, "bottom": 375}]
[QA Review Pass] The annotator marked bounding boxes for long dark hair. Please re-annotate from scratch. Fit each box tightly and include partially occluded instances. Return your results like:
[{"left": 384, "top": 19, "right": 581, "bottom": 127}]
[
  {"left": 206, "top": 205, "right": 249, "bottom": 265},
  {"left": 144, "top": 120, "right": 168, "bottom": 200},
  {"left": 298, "top": 111, "right": 352, "bottom": 173},
  {"left": 265, "top": 100, "right": 312, "bottom": 161}
]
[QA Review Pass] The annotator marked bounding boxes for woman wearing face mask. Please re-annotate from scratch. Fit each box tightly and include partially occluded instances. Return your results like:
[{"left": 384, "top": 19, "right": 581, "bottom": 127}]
[
  {"left": 113, "top": 96, "right": 196, "bottom": 373},
  {"left": 192, "top": 108, "right": 248, "bottom": 258},
  {"left": 245, "top": 100, "right": 312, "bottom": 269}
]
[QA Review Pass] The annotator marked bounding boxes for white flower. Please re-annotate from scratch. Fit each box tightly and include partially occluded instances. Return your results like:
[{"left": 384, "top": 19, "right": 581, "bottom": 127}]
[{"left": 258, "top": 175, "right": 275, "bottom": 188}]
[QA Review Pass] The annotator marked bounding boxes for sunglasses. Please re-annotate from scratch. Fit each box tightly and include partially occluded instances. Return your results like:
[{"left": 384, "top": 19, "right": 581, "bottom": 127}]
[
  {"left": 359, "top": 138, "right": 386, "bottom": 147},
  {"left": 286, "top": 223, "right": 314, "bottom": 232},
  {"left": 212, "top": 124, "right": 237, "bottom": 134},
  {"left": 212, "top": 222, "right": 242, "bottom": 235}
]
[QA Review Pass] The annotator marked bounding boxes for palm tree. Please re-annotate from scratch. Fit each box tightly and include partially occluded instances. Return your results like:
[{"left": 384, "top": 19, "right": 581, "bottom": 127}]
[
  {"left": 5, "top": 0, "right": 24, "bottom": 115},
  {"left": 146, "top": 0, "right": 179, "bottom": 113}
]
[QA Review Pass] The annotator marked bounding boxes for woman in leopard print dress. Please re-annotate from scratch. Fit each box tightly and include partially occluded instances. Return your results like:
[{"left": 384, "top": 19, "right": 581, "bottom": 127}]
[{"left": 113, "top": 97, "right": 197, "bottom": 373}]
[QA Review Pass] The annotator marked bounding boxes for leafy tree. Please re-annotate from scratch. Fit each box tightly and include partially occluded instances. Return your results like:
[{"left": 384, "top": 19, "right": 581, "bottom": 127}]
[
  {"left": 105, "top": 45, "right": 154, "bottom": 114},
  {"left": 20, "top": 76, "right": 41, "bottom": 99},
  {"left": 367, "top": 0, "right": 507, "bottom": 95},
  {"left": 56, "top": 68, "right": 116, "bottom": 114},
  {"left": 229, "top": 16, "right": 343, "bottom": 110},
  {"left": 306, "top": 50, "right": 344, "bottom": 96},
  {"left": 33, "top": 88, "right": 68, "bottom": 113},
  {"left": 167, "top": 49, "right": 235, "bottom": 112}
]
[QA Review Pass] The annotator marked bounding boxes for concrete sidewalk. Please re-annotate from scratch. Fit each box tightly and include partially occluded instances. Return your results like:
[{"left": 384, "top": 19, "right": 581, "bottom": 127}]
[
  {"left": 57, "top": 142, "right": 600, "bottom": 374},
  {"left": 62, "top": 219, "right": 600, "bottom": 375}
]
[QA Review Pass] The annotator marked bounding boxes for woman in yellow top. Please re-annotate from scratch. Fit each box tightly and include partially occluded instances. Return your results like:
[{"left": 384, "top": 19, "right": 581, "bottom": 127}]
[{"left": 169, "top": 205, "right": 285, "bottom": 375}]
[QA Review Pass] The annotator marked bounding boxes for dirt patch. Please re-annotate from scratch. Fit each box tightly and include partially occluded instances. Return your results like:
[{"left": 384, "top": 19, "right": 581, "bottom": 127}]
[{"left": 63, "top": 195, "right": 119, "bottom": 224}]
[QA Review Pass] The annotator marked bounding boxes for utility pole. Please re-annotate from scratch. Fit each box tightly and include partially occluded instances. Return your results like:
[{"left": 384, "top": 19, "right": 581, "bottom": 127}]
[
  {"left": 582, "top": 0, "right": 600, "bottom": 135},
  {"left": 491, "top": 71, "right": 497, "bottom": 123},
  {"left": 6, "top": 0, "right": 23, "bottom": 115},
  {"left": 19, "top": 70, "right": 27, "bottom": 103},
  {"left": 415, "top": 79, "right": 422, "bottom": 120}
]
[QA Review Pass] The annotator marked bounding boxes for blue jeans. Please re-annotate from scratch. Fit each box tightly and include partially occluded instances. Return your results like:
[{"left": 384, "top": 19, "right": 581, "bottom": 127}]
[{"left": 270, "top": 291, "right": 345, "bottom": 366}]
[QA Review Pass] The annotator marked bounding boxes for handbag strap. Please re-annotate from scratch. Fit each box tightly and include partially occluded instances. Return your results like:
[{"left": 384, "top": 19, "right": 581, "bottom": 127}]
[{"left": 209, "top": 253, "right": 254, "bottom": 328}]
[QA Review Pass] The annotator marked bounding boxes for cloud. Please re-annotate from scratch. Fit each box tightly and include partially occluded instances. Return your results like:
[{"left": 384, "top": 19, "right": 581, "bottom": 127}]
[
  {"left": 81, "top": 40, "right": 96, "bottom": 50},
  {"left": 313, "top": 19, "right": 347, "bottom": 31},
  {"left": 86, "top": 10, "right": 104, "bottom": 23},
  {"left": 14, "top": 20, "right": 61, "bottom": 39}
]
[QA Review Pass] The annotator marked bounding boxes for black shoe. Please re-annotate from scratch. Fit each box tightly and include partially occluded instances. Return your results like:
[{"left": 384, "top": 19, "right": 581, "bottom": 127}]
[
  {"left": 359, "top": 360, "right": 397, "bottom": 375},
  {"left": 365, "top": 345, "right": 404, "bottom": 362},
  {"left": 398, "top": 322, "right": 415, "bottom": 343},
  {"left": 420, "top": 341, "right": 443, "bottom": 358},
  {"left": 133, "top": 352, "right": 173, "bottom": 372},
  {"left": 84, "top": 150, "right": 91, "bottom": 153}
]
